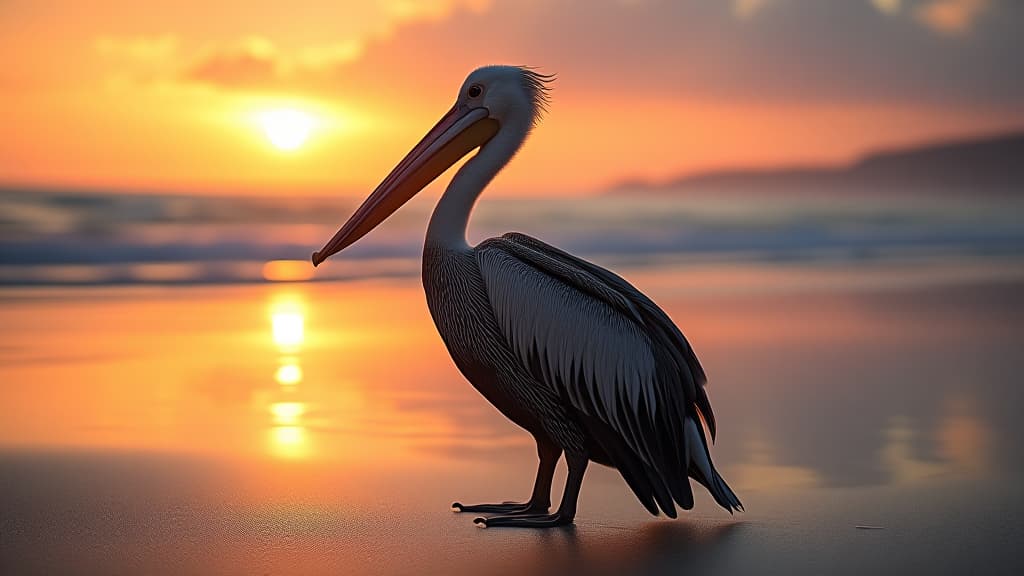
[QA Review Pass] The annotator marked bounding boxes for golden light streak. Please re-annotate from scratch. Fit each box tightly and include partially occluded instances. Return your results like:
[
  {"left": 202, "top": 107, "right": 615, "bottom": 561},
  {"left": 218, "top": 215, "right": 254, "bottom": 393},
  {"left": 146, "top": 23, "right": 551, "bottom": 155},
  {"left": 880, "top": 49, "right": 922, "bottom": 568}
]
[
  {"left": 270, "top": 401, "right": 305, "bottom": 425},
  {"left": 262, "top": 260, "right": 315, "bottom": 282}
]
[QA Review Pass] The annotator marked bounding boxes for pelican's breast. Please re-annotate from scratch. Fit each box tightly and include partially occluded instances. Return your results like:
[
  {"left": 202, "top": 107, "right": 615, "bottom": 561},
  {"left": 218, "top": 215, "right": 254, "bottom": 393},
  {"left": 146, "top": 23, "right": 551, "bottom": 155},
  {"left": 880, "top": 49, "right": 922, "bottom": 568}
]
[{"left": 421, "top": 240, "right": 561, "bottom": 436}]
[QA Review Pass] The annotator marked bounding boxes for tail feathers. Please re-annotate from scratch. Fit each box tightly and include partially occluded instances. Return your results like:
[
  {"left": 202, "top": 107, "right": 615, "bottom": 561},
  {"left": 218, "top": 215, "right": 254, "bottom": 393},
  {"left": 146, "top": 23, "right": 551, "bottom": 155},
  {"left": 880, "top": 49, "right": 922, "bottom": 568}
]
[{"left": 685, "top": 417, "right": 743, "bottom": 513}]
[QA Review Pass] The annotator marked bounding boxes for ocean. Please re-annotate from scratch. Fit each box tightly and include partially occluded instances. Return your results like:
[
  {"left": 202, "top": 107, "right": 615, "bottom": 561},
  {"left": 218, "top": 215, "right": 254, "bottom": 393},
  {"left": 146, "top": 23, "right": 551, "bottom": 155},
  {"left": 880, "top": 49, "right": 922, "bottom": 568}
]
[{"left": 2, "top": 188, "right": 1022, "bottom": 285}]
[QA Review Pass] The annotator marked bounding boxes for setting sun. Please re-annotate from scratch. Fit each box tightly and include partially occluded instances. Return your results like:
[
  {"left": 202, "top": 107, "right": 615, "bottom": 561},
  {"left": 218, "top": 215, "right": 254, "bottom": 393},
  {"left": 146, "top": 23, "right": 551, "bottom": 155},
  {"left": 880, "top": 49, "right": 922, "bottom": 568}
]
[{"left": 258, "top": 108, "right": 315, "bottom": 151}]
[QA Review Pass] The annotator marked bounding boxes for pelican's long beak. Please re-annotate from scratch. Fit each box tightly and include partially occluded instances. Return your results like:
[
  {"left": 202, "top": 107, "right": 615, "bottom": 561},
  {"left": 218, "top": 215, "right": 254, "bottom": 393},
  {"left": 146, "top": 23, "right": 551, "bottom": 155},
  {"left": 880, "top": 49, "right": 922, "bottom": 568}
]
[{"left": 312, "top": 105, "right": 499, "bottom": 266}]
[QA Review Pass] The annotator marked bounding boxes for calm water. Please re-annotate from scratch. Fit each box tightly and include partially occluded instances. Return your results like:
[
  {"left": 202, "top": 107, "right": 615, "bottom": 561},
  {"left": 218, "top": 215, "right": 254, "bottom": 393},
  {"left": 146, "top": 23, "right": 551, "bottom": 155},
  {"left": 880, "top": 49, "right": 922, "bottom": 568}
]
[{"left": 2, "top": 257, "right": 1023, "bottom": 574}]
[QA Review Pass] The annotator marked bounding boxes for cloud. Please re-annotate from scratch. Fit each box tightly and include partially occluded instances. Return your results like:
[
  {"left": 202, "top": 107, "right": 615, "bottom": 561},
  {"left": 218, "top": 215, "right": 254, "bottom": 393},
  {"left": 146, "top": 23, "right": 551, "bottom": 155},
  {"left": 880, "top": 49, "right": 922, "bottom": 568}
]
[
  {"left": 181, "top": 36, "right": 365, "bottom": 93},
  {"left": 102, "top": 0, "right": 1020, "bottom": 109},
  {"left": 319, "top": 0, "right": 1021, "bottom": 108},
  {"left": 915, "top": 0, "right": 990, "bottom": 35},
  {"left": 94, "top": 1, "right": 491, "bottom": 94},
  {"left": 177, "top": 0, "right": 490, "bottom": 94},
  {"left": 184, "top": 37, "right": 281, "bottom": 89}
]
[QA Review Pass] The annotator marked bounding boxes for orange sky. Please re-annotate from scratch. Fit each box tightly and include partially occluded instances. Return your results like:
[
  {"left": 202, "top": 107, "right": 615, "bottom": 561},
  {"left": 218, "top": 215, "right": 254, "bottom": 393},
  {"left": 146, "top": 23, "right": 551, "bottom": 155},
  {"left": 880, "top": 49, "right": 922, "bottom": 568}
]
[{"left": 1, "top": 0, "right": 1020, "bottom": 197}]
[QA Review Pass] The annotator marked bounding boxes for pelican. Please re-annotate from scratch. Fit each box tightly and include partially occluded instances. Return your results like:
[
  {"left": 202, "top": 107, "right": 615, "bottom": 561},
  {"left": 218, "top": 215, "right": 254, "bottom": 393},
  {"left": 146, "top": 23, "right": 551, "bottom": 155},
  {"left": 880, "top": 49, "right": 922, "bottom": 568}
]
[{"left": 313, "top": 66, "right": 741, "bottom": 528}]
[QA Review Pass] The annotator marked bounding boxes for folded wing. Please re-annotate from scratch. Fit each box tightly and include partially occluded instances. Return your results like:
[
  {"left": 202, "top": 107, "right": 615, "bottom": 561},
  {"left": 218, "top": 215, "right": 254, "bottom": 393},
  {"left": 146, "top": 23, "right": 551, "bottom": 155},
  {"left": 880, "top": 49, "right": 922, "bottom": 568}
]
[{"left": 475, "top": 233, "right": 740, "bottom": 516}]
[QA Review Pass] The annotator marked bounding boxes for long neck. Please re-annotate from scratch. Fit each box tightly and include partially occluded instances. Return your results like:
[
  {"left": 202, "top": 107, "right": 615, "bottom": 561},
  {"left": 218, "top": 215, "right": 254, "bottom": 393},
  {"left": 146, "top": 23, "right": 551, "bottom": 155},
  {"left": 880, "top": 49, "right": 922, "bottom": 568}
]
[{"left": 426, "top": 121, "right": 528, "bottom": 251}]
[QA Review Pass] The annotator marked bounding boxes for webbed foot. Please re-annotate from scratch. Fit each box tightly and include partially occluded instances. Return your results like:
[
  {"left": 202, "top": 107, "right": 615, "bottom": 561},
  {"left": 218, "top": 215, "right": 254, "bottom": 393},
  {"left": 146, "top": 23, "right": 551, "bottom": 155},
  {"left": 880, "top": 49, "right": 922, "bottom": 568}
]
[
  {"left": 472, "top": 512, "right": 573, "bottom": 529},
  {"left": 451, "top": 501, "right": 549, "bottom": 514}
]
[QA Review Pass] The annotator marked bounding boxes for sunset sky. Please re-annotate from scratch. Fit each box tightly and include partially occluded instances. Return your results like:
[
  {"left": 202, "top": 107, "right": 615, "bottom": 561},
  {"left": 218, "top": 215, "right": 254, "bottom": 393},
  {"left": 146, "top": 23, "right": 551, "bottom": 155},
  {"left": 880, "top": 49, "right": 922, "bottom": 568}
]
[{"left": 1, "top": 0, "right": 1020, "bottom": 196}]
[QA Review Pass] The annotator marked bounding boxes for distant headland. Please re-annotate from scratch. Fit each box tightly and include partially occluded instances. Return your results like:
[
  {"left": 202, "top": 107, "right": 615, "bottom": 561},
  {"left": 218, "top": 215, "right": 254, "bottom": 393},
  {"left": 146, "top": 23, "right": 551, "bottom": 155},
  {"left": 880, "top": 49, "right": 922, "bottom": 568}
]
[{"left": 607, "top": 130, "right": 1024, "bottom": 195}]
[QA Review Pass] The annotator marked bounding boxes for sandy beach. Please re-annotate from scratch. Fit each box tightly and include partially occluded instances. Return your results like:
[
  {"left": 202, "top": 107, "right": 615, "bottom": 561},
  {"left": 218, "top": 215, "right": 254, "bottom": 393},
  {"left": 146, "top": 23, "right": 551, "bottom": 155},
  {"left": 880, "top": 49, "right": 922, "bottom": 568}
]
[{"left": 2, "top": 262, "right": 1022, "bottom": 575}]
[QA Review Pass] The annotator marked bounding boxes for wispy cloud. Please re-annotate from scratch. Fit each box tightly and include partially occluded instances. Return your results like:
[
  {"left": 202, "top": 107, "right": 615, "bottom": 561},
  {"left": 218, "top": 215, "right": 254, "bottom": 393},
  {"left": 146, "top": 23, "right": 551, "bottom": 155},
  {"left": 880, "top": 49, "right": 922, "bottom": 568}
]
[
  {"left": 179, "top": 37, "right": 372, "bottom": 96},
  {"left": 92, "top": 0, "right": 1016, "bottom": 104},
  {"left": 93, "top": 0, "right": 492, "bottom": 94},
  {"left": 184, "top": 37, "right": 282, "bottom": 89},
  {"left": 313, "top": 0, "right": 1020, "bottom": 107},
  {"left": 12, "top": 0, "right": 1021, "bottom": 195},
  {"left": 92, "top": 34, "right": 358, "bottom": 94}
]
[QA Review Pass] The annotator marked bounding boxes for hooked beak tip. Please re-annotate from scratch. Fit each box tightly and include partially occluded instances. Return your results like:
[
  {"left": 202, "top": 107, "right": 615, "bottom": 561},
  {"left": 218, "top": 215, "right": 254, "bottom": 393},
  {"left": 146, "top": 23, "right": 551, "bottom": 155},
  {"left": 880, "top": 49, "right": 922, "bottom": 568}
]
[{"left": 311, "top": 251, "right": 323, "bottom": 267}]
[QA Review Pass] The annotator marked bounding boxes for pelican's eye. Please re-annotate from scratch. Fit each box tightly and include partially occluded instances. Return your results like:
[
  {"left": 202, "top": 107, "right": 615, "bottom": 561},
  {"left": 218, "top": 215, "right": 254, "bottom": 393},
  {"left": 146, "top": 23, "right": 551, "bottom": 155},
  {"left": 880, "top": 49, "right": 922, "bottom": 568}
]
[{"left": 467, "top": 85, "right": 483, "bottom": 98}]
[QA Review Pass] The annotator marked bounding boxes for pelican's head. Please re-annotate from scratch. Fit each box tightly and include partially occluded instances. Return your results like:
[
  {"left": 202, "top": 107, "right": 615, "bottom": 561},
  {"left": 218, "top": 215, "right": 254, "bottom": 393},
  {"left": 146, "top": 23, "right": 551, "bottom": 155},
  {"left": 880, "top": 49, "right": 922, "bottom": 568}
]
[
  {"left": 313, "top": 66, "right": 552, "bottom": 266},
  {"left": 456, "top": 65, "right": 552, "bottom": 131}
]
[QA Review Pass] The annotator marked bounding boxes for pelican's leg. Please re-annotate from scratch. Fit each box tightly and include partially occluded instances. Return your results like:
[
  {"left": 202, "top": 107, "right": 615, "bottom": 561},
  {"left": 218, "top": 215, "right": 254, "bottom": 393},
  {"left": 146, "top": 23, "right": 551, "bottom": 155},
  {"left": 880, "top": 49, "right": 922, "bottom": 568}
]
[
  {"left": 473, "top": 452, "right": 588, "bottom": 528},
  {"left": 452, "top": 439, "right": 561, "bottom": 514}
]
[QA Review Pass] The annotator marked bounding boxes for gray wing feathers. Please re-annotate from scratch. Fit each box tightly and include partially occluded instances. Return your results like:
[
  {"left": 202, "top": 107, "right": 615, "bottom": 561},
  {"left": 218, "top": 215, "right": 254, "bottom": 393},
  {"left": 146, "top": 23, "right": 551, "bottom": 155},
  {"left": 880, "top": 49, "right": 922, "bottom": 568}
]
[
  {"left": 477, "top": 246, "right": 660, "bottom": 454},
  {"left": 475, "top": 233, "right": 740, "bottom": 514},
  {"left": 498, "top": 232, "right": 716, "bottom": 440}
]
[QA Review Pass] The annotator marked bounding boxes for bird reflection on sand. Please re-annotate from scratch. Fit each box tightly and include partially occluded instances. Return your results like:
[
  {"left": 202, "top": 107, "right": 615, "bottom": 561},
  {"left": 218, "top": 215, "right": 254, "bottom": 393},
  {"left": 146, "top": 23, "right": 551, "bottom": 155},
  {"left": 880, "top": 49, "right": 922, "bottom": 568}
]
[{"left": 502, "top": 521, "right": 745, "bottom": 576}]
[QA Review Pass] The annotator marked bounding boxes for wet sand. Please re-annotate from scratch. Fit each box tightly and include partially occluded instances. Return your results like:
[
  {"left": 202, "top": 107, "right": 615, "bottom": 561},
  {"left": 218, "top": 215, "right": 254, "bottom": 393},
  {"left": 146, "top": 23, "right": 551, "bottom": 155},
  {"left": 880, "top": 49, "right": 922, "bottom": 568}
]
[{"left": 2, "top": 263, "right": 1023, "bottom": 575}]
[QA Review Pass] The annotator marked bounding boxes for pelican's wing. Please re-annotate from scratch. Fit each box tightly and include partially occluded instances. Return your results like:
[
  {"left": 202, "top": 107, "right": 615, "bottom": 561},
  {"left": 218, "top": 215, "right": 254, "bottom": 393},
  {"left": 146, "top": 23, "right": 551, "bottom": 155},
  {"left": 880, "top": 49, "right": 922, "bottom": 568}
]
[
  {"left": 501, "top": 232, "right": 714, "bottom": 439},
  {"left": 475, "top": 233, "right": 740, "bottom": 516}
]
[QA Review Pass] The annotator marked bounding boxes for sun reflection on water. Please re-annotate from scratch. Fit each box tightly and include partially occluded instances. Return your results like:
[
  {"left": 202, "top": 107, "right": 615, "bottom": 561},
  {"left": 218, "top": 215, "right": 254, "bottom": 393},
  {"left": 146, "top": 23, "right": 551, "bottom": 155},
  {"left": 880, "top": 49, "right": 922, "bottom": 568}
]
[
  {"left": 271, "top": 312, "right": 304, "bottom": 350},
  {"left": 275, "top": 359, "right": 303, "bottom": 386},
  {"left": 270, "top": 401, "right": 305, "bottom": 425},
  {"left": 937, "top": 392, "right": 991, "bottom": 476},
  {"left": 269, "top": 426, "right": 309, "bottom": 459},
  {"left": 267, "top": 294, "right": 310, "bottom": 459},
  {"left": 880, "top": 391, "right": 991, "bottom": 485}
]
